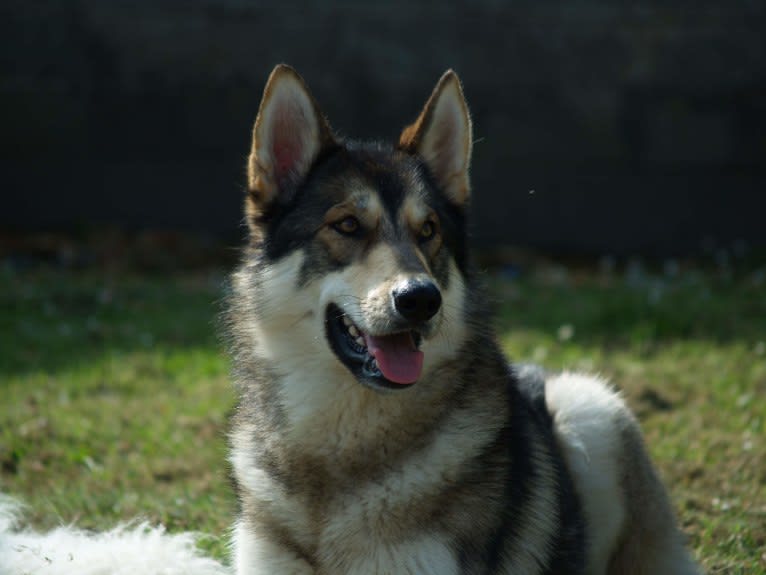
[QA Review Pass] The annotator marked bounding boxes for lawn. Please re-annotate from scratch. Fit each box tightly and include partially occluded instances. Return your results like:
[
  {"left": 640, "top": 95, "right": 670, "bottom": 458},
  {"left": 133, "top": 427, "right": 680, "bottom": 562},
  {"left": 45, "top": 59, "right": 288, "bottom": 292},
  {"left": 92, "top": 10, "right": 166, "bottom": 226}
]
[{"left": 1, "top": 262, "right": 764, "bottom": 572}]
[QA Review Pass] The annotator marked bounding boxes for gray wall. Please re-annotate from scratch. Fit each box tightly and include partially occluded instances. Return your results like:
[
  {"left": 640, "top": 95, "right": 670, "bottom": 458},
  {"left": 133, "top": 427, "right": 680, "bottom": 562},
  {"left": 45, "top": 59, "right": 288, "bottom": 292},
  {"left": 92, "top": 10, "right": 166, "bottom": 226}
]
[{"left": 2, "top": 0, "right": 765, "bottom": 256}]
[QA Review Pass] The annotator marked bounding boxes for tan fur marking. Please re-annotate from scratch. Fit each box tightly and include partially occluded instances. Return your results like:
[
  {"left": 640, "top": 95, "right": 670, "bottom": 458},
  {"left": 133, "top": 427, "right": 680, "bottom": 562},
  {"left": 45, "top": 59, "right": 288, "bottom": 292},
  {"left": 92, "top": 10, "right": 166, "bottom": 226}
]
[
  {"left": 355, "top": 244, "right": 406, "bottom": 327},
  {"left": 401, "top": 194, "right": 430, "bottom": 224},
  {"left": 402, "top": 195, "right": 442, "bottom": 260},
  {"left": 317, "top": 188, "right": 383, "bottom": 263}
]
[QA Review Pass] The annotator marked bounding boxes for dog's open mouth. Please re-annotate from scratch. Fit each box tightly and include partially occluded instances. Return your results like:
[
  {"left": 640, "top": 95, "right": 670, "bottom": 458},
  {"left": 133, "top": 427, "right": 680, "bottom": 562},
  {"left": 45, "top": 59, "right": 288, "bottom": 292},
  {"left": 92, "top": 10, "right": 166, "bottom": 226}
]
[{"left": 325, "top": 304, "right": 424, "bottom": 389}]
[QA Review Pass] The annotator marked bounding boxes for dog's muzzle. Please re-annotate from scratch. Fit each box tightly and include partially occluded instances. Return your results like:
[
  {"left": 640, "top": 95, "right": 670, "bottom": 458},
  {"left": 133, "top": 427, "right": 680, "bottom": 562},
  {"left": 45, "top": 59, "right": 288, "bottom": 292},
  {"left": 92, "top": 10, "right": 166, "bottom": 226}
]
[{"left": 392, "top": 280, "right": 442, "bottom": 324}]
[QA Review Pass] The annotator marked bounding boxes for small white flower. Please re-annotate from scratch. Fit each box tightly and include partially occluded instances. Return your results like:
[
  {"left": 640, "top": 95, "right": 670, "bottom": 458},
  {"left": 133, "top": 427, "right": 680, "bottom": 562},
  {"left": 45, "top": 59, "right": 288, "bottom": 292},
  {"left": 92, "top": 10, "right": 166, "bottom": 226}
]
[{"left": 557, "top": 324, "right": 574, "bottom": 342}]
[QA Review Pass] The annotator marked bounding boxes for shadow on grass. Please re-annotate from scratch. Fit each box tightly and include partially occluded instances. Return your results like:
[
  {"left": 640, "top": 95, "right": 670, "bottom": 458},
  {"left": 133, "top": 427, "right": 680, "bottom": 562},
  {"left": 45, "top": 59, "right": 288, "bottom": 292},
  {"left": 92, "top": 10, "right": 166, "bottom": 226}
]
[
  {"left": 488, "top": 272, "right": 766, "bottom": 348},
  {"left": 0, "top": 268, "right": 230, "bottom": 378}
]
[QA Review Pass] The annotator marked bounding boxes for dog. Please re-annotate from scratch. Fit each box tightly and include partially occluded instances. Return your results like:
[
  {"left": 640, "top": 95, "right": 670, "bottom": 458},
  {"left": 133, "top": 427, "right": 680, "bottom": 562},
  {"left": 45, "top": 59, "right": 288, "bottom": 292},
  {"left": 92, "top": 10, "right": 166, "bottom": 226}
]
[{"left": 224, "top": 64, "right": 701, "bottom": 574}]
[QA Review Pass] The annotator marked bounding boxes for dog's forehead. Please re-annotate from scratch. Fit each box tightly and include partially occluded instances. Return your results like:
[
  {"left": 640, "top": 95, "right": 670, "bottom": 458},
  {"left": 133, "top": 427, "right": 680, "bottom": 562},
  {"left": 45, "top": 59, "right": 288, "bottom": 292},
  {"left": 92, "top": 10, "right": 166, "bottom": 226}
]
[{"left": 329, "top": 146, "right": 429, "bottom": 220}]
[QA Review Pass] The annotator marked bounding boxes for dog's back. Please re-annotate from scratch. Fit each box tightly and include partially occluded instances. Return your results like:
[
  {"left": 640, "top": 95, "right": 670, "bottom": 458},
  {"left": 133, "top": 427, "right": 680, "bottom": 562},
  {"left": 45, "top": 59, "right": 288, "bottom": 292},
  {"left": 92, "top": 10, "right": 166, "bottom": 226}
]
[{"left": 523, "top": 366, "right": 700, "bottom": 574}]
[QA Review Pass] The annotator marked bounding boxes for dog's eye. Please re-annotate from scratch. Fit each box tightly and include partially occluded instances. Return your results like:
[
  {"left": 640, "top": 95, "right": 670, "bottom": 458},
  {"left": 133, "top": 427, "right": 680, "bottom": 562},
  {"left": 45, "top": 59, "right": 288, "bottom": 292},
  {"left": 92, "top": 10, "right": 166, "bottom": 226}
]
[
  {"left": 333, "top": 216, "right": 360, "bottom": 236},
  {"left": 419, "top": 221, "right": 436, "bottom": 241}
]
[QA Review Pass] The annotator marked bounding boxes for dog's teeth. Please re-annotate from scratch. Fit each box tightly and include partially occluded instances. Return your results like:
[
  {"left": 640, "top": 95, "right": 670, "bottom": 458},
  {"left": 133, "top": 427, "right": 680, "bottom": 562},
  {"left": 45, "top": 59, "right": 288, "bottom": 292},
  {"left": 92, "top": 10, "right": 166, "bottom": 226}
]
[
  {"left": 342, "top": 316, "right": 352, "bottom": 326},
  {"left": 348, "top": 325, "right": 359, "bottom": 337},
  {"left": 355, "top": 336, "right": 365, "bottom": 347}
]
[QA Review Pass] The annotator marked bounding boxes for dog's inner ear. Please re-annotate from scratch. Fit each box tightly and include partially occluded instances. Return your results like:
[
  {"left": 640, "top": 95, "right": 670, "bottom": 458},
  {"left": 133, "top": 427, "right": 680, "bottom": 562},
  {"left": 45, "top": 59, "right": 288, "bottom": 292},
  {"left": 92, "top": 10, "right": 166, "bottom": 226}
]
[
  {"left": 248, "top": 65, "right": 334, "bottom": 216},
  {"left": 399, "top": 70, "right": 473, "bottom": 206}
]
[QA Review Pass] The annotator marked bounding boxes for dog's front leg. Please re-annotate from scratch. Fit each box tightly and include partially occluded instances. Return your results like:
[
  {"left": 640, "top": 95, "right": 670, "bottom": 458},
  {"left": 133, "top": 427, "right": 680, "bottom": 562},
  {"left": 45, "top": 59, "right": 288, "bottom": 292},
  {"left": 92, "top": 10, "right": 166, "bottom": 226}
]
[{"left": 233, "top": 519, "right": 314, "bottom": 575}]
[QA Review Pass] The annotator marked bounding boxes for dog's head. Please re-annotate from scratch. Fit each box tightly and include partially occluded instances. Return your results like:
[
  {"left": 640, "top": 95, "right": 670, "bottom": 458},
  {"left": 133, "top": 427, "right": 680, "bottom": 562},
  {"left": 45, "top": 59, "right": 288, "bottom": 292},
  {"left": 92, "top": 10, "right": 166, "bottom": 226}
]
[{"left": 242, "top": 65, "right": 473, "bottom": 393}]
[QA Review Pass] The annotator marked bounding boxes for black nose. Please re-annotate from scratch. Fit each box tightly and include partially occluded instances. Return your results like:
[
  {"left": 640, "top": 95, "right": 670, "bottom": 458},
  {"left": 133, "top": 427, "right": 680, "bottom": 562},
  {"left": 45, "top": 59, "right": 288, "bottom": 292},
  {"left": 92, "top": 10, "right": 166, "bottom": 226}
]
[{"left": 393, "top": 281, "right": 442, "bottom": 323}]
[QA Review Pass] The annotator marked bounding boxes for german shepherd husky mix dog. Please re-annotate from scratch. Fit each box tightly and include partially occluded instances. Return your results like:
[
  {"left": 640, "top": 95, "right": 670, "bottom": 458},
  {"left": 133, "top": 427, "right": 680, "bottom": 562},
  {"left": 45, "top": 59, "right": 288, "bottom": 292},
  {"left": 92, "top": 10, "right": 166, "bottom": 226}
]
[{"left": 226, "top": 65, "right": 700, "bottom": 575}]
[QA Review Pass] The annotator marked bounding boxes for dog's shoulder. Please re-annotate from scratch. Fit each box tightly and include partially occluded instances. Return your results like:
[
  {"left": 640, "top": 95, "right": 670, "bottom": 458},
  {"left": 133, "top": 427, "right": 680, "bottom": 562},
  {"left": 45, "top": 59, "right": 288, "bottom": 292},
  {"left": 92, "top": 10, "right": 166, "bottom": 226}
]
[
  {"left": 515, "top": 363, "right": 632, "bottom": 447},
  {"left": 518, "top": 366, "right": 630, "bottom": 573}
]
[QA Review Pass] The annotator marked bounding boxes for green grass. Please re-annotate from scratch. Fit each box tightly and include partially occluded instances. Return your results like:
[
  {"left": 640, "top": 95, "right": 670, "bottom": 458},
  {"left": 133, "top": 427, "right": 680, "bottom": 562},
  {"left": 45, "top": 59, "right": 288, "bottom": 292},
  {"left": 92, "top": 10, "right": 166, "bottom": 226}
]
[
  {"left": 1, "top": 264, "right": 765, "bottom": 572},
  {"left": 0, "top": 269, "right": 234, "bottom": 559}
]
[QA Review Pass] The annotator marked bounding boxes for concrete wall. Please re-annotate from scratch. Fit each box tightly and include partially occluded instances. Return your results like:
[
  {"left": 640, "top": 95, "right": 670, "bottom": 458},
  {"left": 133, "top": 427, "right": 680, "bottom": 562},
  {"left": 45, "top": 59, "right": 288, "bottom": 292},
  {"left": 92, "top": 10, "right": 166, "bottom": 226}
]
[{"left": 2, "top": 0, "right": 764, "bottom": 256}]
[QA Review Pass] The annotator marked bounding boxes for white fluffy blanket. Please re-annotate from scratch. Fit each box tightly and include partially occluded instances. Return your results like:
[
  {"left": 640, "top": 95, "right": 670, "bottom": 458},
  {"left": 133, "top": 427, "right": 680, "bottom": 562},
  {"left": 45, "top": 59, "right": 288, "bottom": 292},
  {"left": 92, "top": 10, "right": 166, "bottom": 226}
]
[{"left": 0, "top": 496, "right": 230, "bottom": 575}]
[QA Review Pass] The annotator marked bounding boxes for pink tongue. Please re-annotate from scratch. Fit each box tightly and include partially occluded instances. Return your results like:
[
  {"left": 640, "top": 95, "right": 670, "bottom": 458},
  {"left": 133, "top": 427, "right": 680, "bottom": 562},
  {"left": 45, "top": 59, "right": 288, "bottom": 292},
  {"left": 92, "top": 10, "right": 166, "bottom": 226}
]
[{"left": 364, "top": 332, "right": 424, "bottom": 385}]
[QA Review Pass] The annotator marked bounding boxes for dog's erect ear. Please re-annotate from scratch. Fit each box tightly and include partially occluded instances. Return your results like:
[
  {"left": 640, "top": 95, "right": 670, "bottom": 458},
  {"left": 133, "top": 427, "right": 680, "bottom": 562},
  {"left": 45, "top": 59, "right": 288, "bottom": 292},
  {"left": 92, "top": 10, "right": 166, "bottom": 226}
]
[
  {"left": 399, "top": 70, "right": 473, "bottom": 206},
  {"left": 247, "top": 65, "right": 335, "bottom": 218}
]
